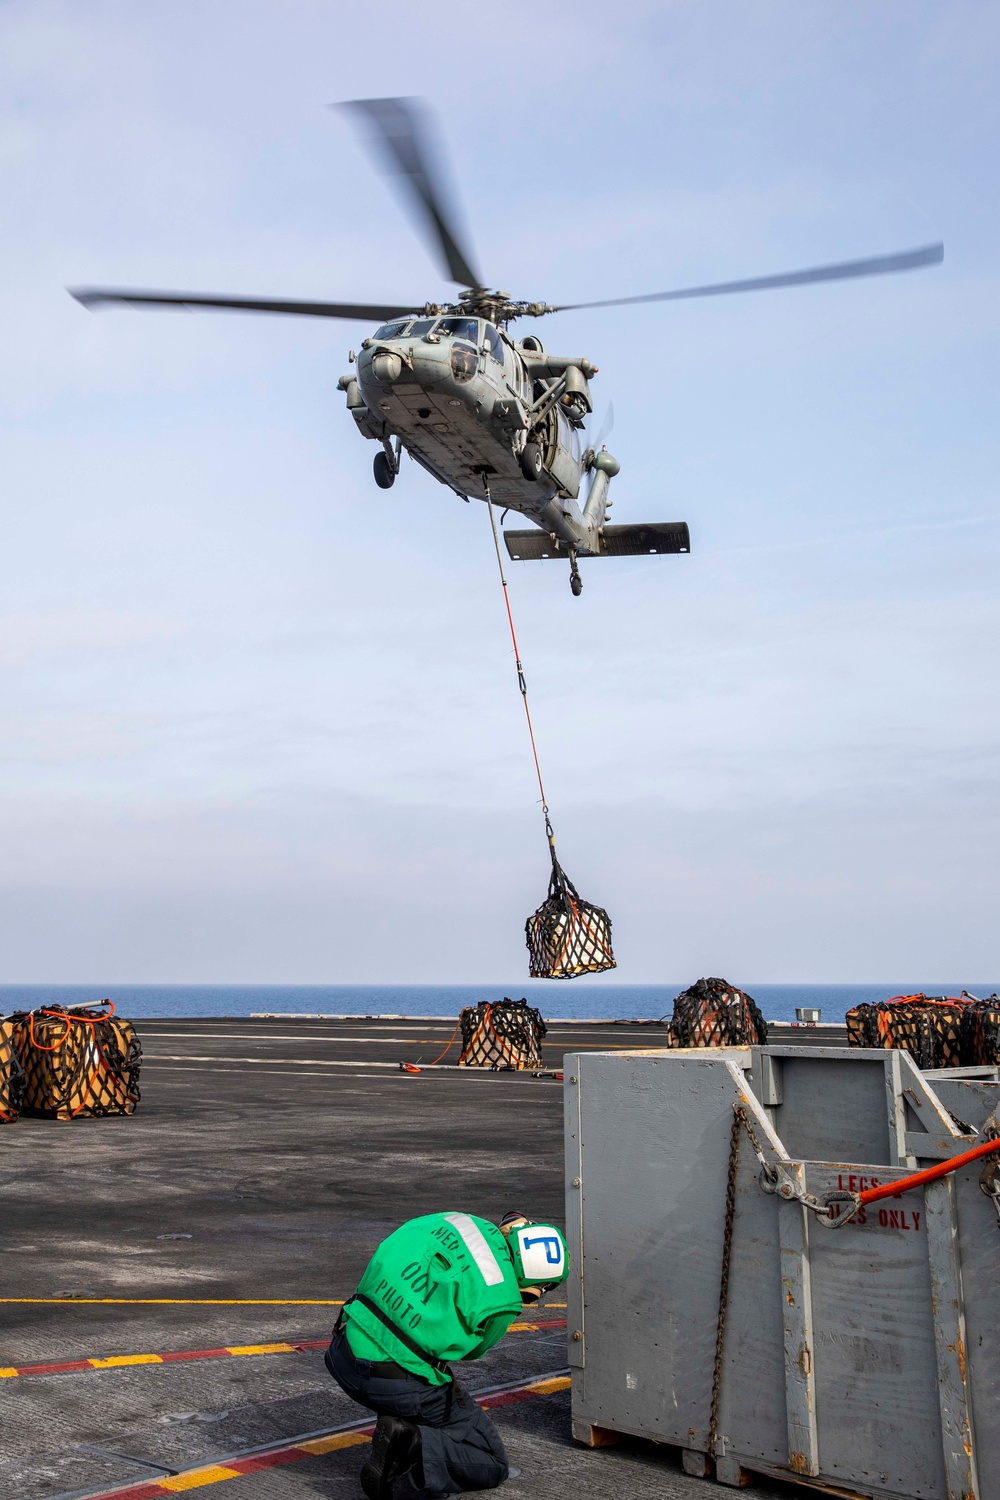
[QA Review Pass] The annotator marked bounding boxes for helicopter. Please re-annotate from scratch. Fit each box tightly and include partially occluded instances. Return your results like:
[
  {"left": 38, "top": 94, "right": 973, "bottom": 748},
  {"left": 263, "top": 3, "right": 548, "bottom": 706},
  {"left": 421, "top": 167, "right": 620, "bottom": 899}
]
[{"left": 71, "top": 97, "right": 943, "bottom": 597}]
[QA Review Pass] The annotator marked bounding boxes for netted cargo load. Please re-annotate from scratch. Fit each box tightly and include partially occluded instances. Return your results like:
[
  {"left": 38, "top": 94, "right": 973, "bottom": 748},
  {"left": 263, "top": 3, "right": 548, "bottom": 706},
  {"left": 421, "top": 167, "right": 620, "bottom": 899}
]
[
  {"left": 458, "top": 998, "right": 547, "bottom": 1070},
  {"left": 0, "top": 1018, "right": 25, "bottom": 1123},
  {"left": 525, "top": 859, "right": 615, "bottom": 980},
  {"left": 14, "top": 1001, "right": 142, "bottom": 1120},
  {"left": 666, "top": 976, "right": 768, "bottom": 1049},
  {"left": 847, "top": 993, "right": 1000, "bottom": 1069},
  {"left": 845, "top": 994, "right": 968, "bottom": 1070},
  {"left": 961, "top": 996, "right": 1000, "bottom": 1066}
]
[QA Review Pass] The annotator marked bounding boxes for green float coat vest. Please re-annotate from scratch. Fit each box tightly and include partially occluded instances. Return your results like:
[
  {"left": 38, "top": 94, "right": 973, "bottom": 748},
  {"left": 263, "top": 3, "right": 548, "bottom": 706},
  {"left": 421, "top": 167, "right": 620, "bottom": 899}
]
[{"left": 343, "top": 1212, "right": 523, "bottom": 1385}]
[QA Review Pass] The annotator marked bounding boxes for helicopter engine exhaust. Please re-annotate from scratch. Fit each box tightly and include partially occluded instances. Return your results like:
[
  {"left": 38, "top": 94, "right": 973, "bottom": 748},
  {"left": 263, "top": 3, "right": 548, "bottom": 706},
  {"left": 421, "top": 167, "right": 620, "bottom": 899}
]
[{"left": 559, "top": 363, "right": 593, "bottom": 423}]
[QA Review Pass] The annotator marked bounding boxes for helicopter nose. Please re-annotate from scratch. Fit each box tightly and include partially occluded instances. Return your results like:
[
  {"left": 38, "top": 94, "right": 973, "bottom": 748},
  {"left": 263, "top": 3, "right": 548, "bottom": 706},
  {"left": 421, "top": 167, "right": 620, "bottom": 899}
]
[{"left": 372, "top": 351, "right": 403, "bottom": 384}]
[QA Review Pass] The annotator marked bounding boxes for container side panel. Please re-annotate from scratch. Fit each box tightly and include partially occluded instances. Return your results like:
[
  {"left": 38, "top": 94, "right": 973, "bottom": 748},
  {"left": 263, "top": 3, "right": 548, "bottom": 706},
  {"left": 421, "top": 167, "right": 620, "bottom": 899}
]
[
  {"left": 804, "top": 1164, "right": 946, "bottom": 1499},
  {"left": 774, "top": 1058, "right": 893, "bottom": 1166},
  {"left": 573, "top": 1054, "right": 785, "bottom": 1452},
  {"left": 565, "top": 1057, "right": 585, "bottom": 1370},
  {"left": 931, "top": 1079, "right": 1000, "bottom": 1134}
]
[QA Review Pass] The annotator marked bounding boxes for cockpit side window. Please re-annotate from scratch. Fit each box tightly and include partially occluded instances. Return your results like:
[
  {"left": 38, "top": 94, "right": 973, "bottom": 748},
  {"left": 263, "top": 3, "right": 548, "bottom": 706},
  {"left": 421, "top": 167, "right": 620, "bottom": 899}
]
[
  {"left": 437, "top": 316, "right": 480, "bottom": 344},
  {"left": 373, "top": 321, "right": 409, "bottom": 339},
  {"left": 484, "top": 325, "right": 504, "bottom": 365}
]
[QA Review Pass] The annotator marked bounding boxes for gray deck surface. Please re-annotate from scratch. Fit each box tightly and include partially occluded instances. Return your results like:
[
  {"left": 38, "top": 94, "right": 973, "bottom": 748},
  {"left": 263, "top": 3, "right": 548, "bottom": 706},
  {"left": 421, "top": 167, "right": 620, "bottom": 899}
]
[{"left": 1, "top": 1015, "right": 840, "bottom": 1500}]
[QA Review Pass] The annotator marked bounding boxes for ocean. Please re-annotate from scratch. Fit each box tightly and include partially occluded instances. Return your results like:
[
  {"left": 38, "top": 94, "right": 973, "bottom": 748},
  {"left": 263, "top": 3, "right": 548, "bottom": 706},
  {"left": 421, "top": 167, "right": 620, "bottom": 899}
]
[{"left": 0, "top": 982, "right": 996, "bottom": 1025}]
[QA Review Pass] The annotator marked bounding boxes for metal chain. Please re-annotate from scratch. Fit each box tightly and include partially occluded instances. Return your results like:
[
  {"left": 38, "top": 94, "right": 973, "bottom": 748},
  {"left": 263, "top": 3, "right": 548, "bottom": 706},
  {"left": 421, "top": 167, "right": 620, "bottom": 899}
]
[
  {"left": 709, "top": 1106, "right": 742, "bottom": 1458},
  {"left": 734, "top": 1103, "right": 774, "bottom": 1179}
]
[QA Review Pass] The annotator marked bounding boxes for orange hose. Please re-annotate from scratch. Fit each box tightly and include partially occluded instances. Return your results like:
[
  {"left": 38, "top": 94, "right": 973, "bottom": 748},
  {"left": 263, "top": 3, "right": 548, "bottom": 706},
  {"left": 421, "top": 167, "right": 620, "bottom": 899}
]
[
  {"left": 29, "top": 1012, "right": 72, "bottom": 1051},
  {"left": 860, "top": 1137, "right": 1000, "bottom": 1204},
  {"left": 883, "top": 994, "right": 965, "bottom": 1006},
  {"left": 425, "top": 1016, "right": 463, "bottom": 1067},
  {"left": 28, "top": 1002, "right": 115, "bottom": 1051}
]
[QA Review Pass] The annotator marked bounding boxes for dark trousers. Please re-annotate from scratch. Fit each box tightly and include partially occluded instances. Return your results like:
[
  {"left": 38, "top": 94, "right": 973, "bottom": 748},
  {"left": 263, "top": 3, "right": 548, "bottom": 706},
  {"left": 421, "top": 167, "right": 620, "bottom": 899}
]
[{"left": 326, "top": 1328, "right": 508, "bottom": 1496}]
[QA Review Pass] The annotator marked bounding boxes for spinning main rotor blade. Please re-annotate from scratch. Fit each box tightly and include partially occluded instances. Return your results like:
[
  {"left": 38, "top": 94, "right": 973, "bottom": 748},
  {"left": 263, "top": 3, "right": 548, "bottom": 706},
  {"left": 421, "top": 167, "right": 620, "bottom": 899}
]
[
  {"left": 339, "top": 96, "right": 482, "bottom": 291},
  {"left": 552, "top": 243, "right": 943, "bottom": 312},
  {"left": 69, "top": 289, "right": 417, "bottom": 321}
]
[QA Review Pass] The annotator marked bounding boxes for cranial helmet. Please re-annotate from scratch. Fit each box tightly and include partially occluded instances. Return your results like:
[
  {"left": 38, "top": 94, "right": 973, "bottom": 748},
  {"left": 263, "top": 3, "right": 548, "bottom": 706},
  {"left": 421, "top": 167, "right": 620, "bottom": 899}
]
[{"left": 499, "top": 1211, "right": 569, "bottom": 1296}]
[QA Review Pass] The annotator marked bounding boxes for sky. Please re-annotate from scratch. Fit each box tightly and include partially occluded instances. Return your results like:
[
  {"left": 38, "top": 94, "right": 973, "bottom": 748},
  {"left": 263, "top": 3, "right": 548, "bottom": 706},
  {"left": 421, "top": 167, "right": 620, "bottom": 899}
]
[{"left": 0, "top": 0, "right": 996, "bottom": 984}]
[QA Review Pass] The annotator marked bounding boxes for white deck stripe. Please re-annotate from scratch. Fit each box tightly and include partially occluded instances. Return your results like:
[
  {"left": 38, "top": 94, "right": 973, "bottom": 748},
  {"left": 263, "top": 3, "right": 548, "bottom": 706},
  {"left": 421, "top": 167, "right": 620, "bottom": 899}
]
[{"left": 444, "top": 1213, "right": 505, "bottom": 1286}]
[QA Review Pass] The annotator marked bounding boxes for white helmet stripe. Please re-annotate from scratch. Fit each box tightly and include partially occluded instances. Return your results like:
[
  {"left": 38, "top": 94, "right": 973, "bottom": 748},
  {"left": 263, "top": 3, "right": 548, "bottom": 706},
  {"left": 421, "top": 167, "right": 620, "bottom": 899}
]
[{"left": 443, "top": 1212, "right": 505, "bottom": 1286}]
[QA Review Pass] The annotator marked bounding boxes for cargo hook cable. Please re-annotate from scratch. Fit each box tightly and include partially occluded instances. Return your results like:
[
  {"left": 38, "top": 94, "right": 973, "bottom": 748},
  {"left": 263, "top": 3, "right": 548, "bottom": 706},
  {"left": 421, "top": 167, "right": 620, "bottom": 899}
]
[{"left": 483, "top": 477, "right": 558, "bottom": 868}]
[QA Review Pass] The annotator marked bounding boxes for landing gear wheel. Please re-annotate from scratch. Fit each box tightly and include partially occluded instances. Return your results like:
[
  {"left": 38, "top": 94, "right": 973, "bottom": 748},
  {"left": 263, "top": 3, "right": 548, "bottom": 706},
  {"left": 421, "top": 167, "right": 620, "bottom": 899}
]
[
  {"left": 519, "top": 442, "right": 543, "bottom": 482},
  {"left": 570, "top": 572, "right": 583, "bottom": 597},
  {"left": 373, "top": 451, "right": 395, "bottom": 489}
]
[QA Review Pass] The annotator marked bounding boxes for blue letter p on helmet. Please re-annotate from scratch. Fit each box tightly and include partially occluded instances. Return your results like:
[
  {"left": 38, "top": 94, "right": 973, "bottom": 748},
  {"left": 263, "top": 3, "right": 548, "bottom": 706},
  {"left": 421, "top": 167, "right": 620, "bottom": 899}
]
[{"left": 509, "top": 1223, "right": 569, "bottom": 1290}]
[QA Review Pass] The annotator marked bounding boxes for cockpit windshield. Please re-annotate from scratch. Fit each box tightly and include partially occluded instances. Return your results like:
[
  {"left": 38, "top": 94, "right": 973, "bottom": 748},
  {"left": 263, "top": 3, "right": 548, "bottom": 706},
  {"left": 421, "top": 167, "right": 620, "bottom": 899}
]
[
  {"left": 373, "top": 321, "right": 409, "bottom": 340},
  {"left": 436, "top": 316, "right": 480, "bottom": 344}
]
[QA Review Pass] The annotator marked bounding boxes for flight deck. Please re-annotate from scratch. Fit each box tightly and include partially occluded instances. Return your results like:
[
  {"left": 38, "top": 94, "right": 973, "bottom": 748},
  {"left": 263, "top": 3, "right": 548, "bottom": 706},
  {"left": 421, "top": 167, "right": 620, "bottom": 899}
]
[{"left": 2, "top": 1015, "right": 843, "bottom": 1500}]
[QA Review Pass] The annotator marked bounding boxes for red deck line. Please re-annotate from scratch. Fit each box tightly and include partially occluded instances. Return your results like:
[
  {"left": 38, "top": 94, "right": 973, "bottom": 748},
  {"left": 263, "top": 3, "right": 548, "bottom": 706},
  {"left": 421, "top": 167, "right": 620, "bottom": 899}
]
[{"left": 0, "top": 1325, "right": 565, "bottom": 1380}]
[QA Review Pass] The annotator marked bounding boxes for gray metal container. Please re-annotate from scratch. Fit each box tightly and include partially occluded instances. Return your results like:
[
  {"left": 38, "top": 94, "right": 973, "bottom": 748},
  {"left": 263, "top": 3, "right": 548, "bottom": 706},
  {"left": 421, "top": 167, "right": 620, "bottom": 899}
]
[{"left": 564, "top": 1045, "right": 1000, "bottom": 1500}]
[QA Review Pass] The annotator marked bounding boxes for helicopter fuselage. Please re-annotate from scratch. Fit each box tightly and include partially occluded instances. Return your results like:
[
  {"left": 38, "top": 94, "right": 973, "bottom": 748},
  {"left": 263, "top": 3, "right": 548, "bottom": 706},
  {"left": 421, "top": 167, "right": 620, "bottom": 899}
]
[{"left": 339, "top": 312, "right": 613, "bottom": 555}]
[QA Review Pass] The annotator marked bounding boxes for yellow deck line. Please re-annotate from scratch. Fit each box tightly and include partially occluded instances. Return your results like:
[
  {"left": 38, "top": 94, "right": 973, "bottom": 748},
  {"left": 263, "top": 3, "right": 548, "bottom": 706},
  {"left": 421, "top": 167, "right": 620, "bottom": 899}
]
[
  {"left": 524, "top": 1375, "right": 571, "bottom": 1395},
  {"left": 89, "top": 1353, "right": 163, "bottom": 1368},
  {"left": 298, "top": 1430, "right": 372, "bottom": 1457},
  {"left": 224, "top": 1342, "right": 297, "bottom": 1356},
  {"left": 159, "top": 1467, "right": 243, "bottom": 1491}
]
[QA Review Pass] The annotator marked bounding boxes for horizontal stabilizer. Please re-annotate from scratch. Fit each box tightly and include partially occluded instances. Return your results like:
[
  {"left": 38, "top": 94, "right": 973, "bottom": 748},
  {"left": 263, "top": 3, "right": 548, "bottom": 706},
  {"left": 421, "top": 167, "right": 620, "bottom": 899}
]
[{"left": 504, "top": 522, "right": 690, "bottom": 561}]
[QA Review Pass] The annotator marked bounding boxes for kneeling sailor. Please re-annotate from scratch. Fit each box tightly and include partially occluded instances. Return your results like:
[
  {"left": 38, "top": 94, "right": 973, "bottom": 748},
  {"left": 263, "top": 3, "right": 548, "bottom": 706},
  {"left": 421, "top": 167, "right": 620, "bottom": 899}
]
[{"left": 326, "top": 1209, "right": 569, "bottom": 1499}]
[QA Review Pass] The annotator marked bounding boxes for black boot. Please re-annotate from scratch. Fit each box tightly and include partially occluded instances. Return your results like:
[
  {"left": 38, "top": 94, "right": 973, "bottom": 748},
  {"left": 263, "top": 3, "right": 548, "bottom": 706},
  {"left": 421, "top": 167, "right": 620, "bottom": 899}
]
[{"left": 360, "top": 1414, "right": 422, "bottom": 1500}]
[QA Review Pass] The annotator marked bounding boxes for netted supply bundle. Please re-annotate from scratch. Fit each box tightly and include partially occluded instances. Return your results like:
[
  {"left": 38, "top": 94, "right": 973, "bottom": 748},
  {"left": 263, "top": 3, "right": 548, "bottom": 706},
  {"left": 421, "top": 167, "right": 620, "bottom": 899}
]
[
  {"left": 525, "top": 860, "right": 615, "bottom": 980},
  {"left": 0, "top": 1019, "right": 25, "bottom": 1123},
  {"left": 962, "top": 997, "right": 1000, "bottom": 1066},
  {"left": 13, "top": 1001, "right": 142, "bottom": 1120},
  {"left": 666, "top": 977, "right": 768, "bottom": 1048},
  {"left": 458, "top": 999, "right": 547, "bottom": 1070},
  {"left": 844, "top": 994, "right": 970, "bottom": 1070}
]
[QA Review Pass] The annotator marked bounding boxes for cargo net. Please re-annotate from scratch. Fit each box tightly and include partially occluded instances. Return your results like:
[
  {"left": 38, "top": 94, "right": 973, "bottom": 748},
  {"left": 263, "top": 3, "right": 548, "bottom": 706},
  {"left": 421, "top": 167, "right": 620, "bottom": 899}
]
[
  {"left": 846, "top": 993, "right": 1000, "bottom": 1070},
  {"left": 458, "top": 999, "right": 547, "bottom": 1070},
  {"left": 962, "top": 998, "right": 1000, "bottom": 1067},
  {"left": 665, "top": 976, "right": 768, "bottom": 1049},
  {"left": 14, "top": 1001, "right": 142, "bottom": 1120},
  {"left": 525, "top": 859, "right": 615, "bottom": 980},
  {"left": 0, "top": 1018, "right": 25, "bottom": 1123}
]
